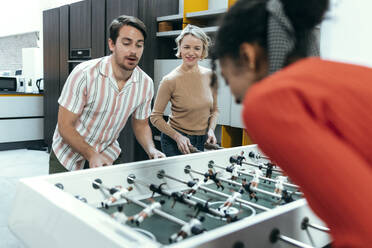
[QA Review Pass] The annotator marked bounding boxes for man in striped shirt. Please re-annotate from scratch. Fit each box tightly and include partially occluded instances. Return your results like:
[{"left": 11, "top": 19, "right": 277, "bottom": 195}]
[{"left": 49, "top": 15, "right": 165, "bottom": 173}]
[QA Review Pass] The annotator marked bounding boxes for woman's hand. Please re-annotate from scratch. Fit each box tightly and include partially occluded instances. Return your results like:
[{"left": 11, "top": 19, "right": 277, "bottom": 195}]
[
  {"left": 174, "top": 133, "right": 192, "bottom": 154},
  {"left": 206, "top": 128, "right": 217, "bottom": 144}
]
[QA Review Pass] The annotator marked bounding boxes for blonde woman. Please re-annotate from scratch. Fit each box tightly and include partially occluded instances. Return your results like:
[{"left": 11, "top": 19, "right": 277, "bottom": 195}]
[{"left": 150, "top": 25, "right": 218, "bottom": 156}]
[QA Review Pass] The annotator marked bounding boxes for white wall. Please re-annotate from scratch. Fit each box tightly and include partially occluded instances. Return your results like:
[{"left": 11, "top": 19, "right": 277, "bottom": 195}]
[
  {"left": 0, "top": 0, "right": 83, "bottom": 77},
  {"left": 321, "top": 0, "right": 372, "bottom": 68},
  {"left": 0, "top": 0, "right": 83, "bottom": 38}
]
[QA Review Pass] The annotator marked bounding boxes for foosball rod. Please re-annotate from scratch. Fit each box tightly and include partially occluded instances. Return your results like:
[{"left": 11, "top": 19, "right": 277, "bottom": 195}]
[
  {"left": 301, "top": 217, "right": 330, "bottom": 233},
  {"left": 127, "top": 174, "right": 225, "bottom": 218},
  {"left": 162, "top": 169, "right": 268, "bottom": 212},
  {"left": 183, "top": 166, "right": 269, "bottom": 211},
  {"left": 188, "top": 166, "right": 282, "bottom": 199},
  {"left": 211, "top": 162, "right": 300, "bottom": 190},
  {"left": 120, "top": 194, "right": 187, "bottom": 227},
  {"left": 241, "top": 160, "right": 283, "bottom": 173}
]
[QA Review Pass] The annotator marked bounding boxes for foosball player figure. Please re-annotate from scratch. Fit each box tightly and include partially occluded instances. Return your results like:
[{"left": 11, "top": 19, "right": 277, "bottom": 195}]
[
  {"left": 131, "top": 199, "right": 165, "bottom": 226},
  {"left": 225, "top": 213, "right": 239, "bottom": 223},
  {"left": 185, "top": 179, "right": 204, "bottom": 199},
  {"left": 274, "top": 176, "right": 287, "bottom": 196},
  {"left": 263, "top": 162, "right": 275, "bottom": 184},
  {"left": 241, "top": 178, "right": 258, "bottom": 202},
  {"left": 169, "top": 217, "right": 205, "bottom": 243},
  {"left": 273, "top": 189, "right": 295, "bottom": 206},
  {"left": 218, "top": 190, "right": 242, "bottom": 213},
  {"left": 236, "top": 151, "right": 246, "bottom": 165},
  {"left": 229, "top": 151, "right": 246, "bottom": 166},
  {"left": 111, "top": 205, "right": 132, "bottom": 224},
  {"left": 204, "top": 169, "right": 224, "bottom": 191},
  {"left": 226, "top": 164, "right": 239, "bottom": 181},
  {"left": 101, "top": 185, "right": 133, "bottom": 209},
  {"left": 251, "top": 168, "right": 263, "bottom": 188}
]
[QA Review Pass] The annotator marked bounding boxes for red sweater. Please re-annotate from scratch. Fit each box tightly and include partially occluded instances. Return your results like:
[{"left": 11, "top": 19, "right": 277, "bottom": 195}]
[{"left": 243, "top": 58, "right": 372, "bottom": 247}]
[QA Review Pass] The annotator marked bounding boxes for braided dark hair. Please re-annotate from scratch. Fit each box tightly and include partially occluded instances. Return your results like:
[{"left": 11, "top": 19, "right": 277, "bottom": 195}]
[{"left": 211, "top": 0, "right": 329, "bottom": 87}]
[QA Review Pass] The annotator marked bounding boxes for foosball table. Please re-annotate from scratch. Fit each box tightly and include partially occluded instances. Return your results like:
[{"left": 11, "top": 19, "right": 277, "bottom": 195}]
[{"left": 8, "top": 145, "right": 331, "bottom": 248}]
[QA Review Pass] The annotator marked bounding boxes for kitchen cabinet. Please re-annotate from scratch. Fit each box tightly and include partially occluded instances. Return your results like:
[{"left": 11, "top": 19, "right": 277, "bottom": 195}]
[
  {"left": 59, "top": 5, "right": 69, "bottom": 92},
  {"left": 43, "top": 7, "right": 60, "bottom": 149},
  {"left": 105, "top": 0, "right": 139, "bottom": 55},
  {"left": 69, "top": 0, "right": 92, "bottom": 52},
  {"left": 69, "top": 0, "right": 105, "bottom": 58},
  {"left": 0, "top": 94, "right": 44, "bottom": 150},
  {"left": 91, "top": 0, "right": 106, "bottom": 59}
]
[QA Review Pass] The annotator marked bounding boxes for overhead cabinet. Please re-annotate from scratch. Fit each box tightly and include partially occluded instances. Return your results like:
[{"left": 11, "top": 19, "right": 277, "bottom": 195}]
[
  {"left": 69, "top": 0, "right": 105, "bottom": 59},
  {"left": 69, "top": 0, "right": 92, "bottom": 53}
]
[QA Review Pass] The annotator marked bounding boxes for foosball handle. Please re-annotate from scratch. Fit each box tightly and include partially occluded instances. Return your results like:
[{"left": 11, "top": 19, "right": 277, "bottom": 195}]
[
  {"left": 189, "top": 146, "right": 201, "bottom": 153},
  {"left": 204, "top": 142, "right": 222, "bottom": 150}
]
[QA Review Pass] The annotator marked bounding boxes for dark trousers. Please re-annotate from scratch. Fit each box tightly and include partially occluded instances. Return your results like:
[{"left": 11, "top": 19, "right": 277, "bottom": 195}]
[
  {"left": 161, "top": 130, "right": 207, "bottom": 157},
  {"left": 49, "top": 150, "right": 124, "bottom": 174}
]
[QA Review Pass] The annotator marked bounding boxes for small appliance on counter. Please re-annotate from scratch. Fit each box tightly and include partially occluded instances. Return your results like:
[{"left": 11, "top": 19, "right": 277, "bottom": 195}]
[
  {"left": 36, "top": 78, "right": 43, "bottom": 93},
  {"left": 0, "top": 76, "right": 25, "bottom": 93},
  {"left": 25, "top": 79, "right": 34, "bottom": 93}
]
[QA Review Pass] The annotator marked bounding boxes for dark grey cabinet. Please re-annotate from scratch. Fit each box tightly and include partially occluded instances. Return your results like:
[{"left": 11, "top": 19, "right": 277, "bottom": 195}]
[
  {"left": 92, "top": 0, "right": 106, "bottom": 58},
  {"left": 43, "top": 7, "right": 60, "bottom": 149},
  {"left": 138, "top": 0, "right": 179, "bottom": 78},
  {"left": 69, "top": 0, "right": 105, "bottom": 58},
  {"left": 69, "top": 0, "right": 92, "bottom": 51},
  {"left": 59, "top": 5, "right": 69, "bottom": 92}
]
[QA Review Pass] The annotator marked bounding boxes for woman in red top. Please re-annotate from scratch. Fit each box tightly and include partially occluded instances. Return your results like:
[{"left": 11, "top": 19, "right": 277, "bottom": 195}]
[{"left": 212, "top": 0, "right": 372, "bottom": 247}]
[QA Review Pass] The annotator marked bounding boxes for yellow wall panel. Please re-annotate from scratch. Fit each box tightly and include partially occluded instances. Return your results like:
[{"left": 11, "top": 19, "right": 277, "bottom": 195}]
[
  {"left": 221, "top": 125, "right": 242, "bottom": 148},
  {"left": 183, "top": 0, "right": 208, "bottom": 27},
  {"left": 228, "top": 0, "right": 238, "bottom": 8},
  {"left": 242, "top": 129, "right": 253, "bottom": 145}
]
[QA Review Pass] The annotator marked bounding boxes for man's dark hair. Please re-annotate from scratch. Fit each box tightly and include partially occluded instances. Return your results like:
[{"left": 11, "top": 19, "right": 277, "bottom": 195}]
[{"left": 109, "top": 15, "right": 147, "bottom": 43}]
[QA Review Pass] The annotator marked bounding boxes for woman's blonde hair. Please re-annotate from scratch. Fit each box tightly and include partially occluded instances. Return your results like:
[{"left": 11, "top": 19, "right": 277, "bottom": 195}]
[{"left": 175, "top": 24, "right": 211, "bottom": 59}]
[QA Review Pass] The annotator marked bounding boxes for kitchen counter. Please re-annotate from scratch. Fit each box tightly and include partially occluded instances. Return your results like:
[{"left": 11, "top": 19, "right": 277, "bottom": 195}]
[
  {"left": 0, "top": 94, "right": 44, "bottom": 150},
  {"left": 0, "top": 92, "right": 43, "bottom": 96}
]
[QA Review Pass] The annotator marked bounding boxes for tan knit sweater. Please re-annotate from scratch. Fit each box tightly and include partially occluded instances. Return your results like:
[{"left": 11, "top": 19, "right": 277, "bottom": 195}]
[{"left": 150, "top": 65, "right": 218, "bottom": 138}]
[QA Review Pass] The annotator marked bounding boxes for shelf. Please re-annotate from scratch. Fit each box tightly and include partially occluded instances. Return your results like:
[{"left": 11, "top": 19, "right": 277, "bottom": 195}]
[
  {"left": 156, "top": 30, "right": 182, "bottom": 37},
  {"left": 201, "top": 26, "right": 219, "bottom": 33},
  {"left": 67, "top": 60, "right": 89, "bottom": 63},
  {"left": 186, "top": 8, "right": 227, "bottom": 20},
  {"left": 156, "top": 26, "right": 219, "bottom": 38},
  {"left": 156, "top": 14, "right": 183, "bottom": 22}
]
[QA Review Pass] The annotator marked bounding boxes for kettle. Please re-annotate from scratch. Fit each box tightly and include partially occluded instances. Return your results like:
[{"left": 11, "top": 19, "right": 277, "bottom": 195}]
[{"left": 36, "top": 78, "right": 43, "bottom": 93}]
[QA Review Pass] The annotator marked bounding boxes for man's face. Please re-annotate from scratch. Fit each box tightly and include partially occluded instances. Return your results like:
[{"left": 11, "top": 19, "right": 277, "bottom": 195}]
[{"left": 109, "top": 25, "right": 144, "bottom": 71}]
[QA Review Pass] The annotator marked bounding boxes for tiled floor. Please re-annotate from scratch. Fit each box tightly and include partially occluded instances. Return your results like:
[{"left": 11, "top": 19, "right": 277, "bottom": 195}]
[{"left": 0, "top": 149, "right": 49, "bottom": 248}]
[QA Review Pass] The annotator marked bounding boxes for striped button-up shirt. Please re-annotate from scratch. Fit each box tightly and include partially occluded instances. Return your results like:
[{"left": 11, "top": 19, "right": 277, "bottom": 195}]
[{"left": 52, "top": 55, "right": 154, "bottom": 170}]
